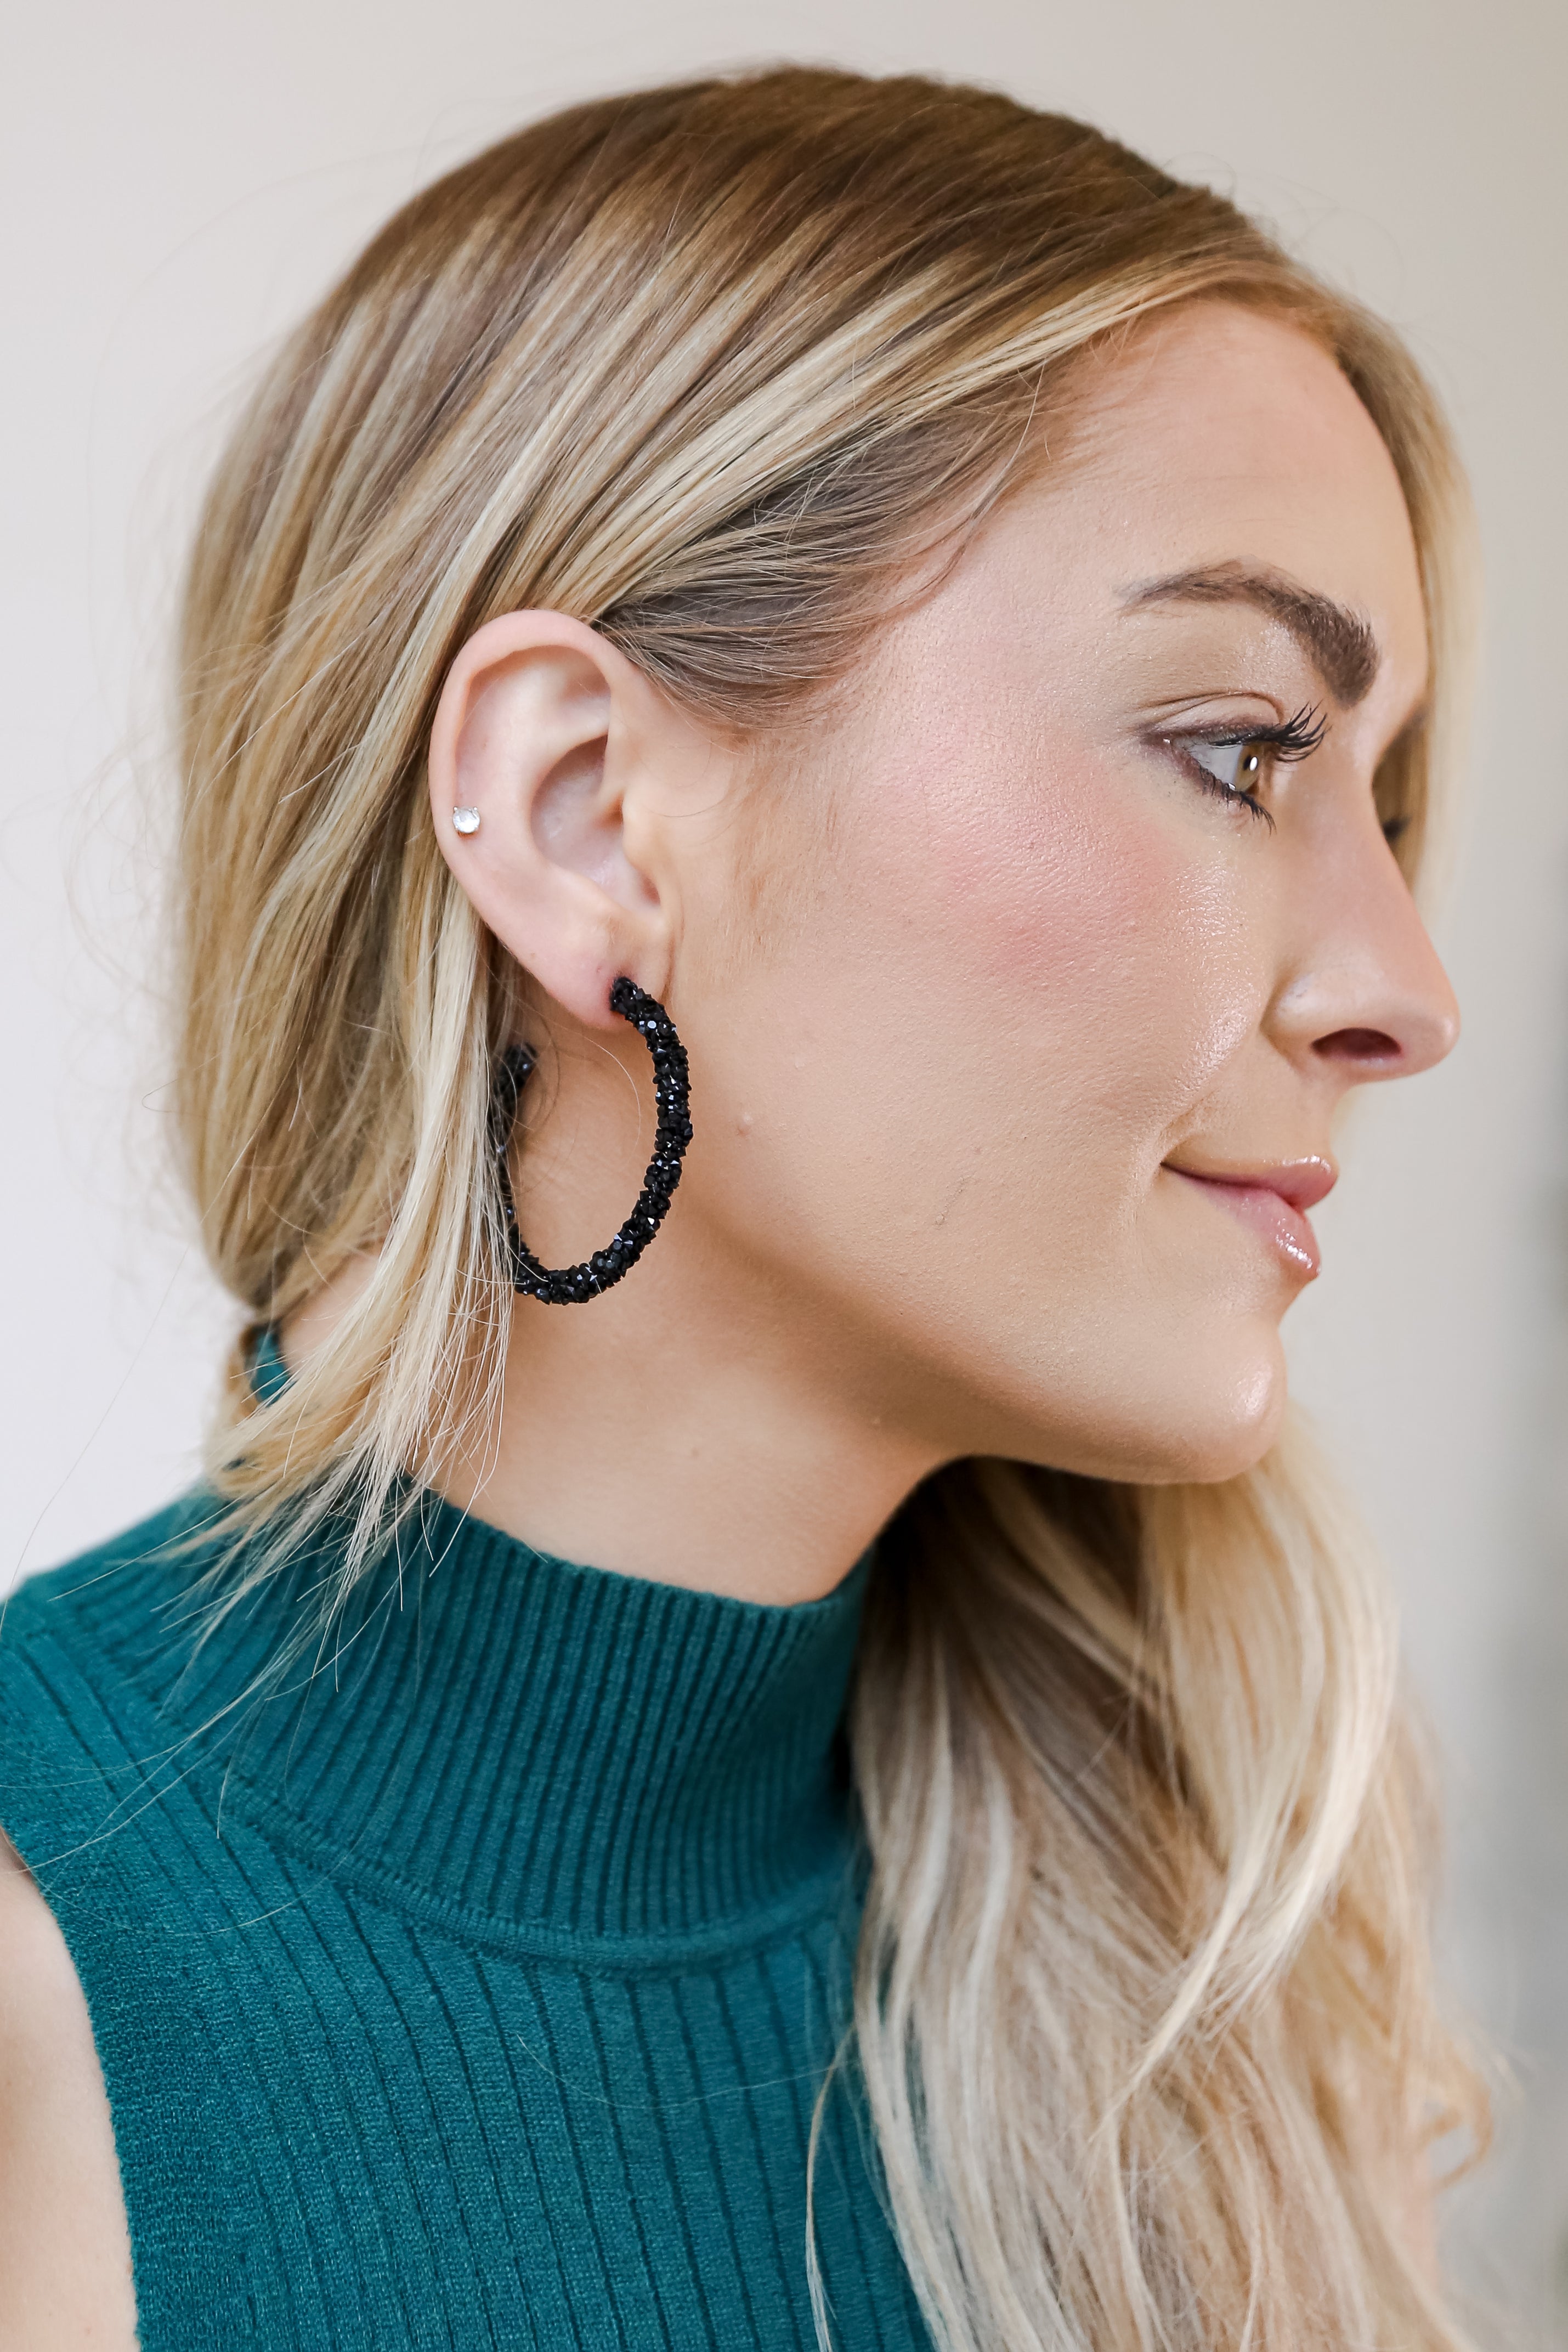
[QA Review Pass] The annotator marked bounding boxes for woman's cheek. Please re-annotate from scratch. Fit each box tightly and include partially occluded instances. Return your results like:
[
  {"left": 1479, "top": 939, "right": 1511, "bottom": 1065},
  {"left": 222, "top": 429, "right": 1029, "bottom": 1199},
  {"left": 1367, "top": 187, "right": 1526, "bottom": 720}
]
[{"left": 898, "top": 754, "right": 1259, "bottom": 1113}]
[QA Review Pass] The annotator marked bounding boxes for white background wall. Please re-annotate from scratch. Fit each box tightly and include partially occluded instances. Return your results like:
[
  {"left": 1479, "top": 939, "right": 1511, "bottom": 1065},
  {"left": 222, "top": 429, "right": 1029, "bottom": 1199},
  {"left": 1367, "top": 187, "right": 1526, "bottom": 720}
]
[{"left": 5, "top": 0, "right": 1564, "bottom": 2328}]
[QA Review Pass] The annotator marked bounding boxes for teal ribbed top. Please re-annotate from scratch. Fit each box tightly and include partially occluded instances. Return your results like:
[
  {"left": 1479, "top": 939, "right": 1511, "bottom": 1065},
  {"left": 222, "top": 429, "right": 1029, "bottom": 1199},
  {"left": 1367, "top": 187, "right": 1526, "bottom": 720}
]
[{"left": 0, "top": 1466, "right": 929, "bottom": 2348}]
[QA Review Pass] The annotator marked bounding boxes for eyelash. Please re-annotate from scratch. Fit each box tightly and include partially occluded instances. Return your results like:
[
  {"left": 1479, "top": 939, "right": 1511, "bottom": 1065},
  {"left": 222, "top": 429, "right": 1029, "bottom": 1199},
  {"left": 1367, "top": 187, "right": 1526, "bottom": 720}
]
[{"left": 1162, "top": 703, "right": 1328, "bottom": 828}]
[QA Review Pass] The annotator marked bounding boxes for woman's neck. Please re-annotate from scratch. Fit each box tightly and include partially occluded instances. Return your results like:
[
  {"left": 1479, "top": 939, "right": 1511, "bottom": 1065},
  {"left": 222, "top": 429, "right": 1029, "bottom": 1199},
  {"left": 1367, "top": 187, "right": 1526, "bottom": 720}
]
[{"left": 285, "top": 1235, "right": 943, "bottom": 1607}]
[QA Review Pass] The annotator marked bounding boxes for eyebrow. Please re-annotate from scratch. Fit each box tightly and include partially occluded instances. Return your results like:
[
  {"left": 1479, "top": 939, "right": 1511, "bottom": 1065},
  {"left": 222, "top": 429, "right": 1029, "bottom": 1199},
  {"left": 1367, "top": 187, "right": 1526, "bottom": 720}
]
[{"left": 1118, "top": 562, "right": 1380, "bottom": 706}]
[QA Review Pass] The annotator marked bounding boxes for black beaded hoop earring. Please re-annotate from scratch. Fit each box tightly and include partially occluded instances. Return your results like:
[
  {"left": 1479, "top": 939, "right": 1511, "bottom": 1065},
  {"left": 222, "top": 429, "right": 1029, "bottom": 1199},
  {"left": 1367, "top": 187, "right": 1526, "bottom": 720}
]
[{"left": 490, "top": 977, "right": 693, "bottom": 1304}]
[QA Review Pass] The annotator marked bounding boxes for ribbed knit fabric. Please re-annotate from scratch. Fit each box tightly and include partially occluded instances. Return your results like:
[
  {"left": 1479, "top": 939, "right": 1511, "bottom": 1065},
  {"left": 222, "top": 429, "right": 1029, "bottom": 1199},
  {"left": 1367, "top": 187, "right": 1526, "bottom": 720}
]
[{"left": 0, "top": 1452, "right": 930, "bottom": 2348}]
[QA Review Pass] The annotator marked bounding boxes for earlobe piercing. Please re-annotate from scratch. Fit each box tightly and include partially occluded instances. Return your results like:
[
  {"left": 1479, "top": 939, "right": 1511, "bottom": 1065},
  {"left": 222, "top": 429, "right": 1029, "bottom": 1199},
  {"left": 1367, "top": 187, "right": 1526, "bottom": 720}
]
[
  {"left": 452, "top": 806, "right": 482, "bottom": 835},
  {"left": 490, "top": 978, "right": 693, "bottom": 1303}
]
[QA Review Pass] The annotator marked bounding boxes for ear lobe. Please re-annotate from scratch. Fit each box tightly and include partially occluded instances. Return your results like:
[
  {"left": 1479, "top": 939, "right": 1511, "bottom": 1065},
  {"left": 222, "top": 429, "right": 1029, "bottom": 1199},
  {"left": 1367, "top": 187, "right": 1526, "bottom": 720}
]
[{"left": 427, "top": 612, "right": 671, "bottom": 1028}]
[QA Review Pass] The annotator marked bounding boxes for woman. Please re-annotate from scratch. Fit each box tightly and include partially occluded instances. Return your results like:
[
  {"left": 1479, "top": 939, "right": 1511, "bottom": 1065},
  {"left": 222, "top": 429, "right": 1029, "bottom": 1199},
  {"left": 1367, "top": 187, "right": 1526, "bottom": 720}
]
[{"left": 0, "top": 65, "right": 1487, "bottom": 2351}]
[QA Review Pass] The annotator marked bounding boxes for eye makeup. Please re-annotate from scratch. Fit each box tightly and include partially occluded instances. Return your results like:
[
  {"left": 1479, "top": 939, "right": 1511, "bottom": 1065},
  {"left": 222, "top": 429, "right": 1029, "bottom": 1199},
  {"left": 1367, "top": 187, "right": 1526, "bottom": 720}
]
[{"left": 1154, "top": 702, "right": 1327, "bottom": 826}]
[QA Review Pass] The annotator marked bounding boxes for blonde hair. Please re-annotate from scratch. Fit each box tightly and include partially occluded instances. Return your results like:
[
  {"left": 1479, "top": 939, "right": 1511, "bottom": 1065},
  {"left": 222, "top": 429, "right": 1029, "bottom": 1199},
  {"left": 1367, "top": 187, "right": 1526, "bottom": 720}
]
[{"left": 174, "top": 67, "right": 1486, "bottom": 2351}]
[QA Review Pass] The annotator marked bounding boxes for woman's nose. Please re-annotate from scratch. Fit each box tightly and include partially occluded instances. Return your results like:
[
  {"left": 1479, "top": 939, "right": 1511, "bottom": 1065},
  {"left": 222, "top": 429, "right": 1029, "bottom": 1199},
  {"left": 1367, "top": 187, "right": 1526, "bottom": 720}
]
[{"left": 1267, "top": 827, "right": 1461, "bottom": 1084}]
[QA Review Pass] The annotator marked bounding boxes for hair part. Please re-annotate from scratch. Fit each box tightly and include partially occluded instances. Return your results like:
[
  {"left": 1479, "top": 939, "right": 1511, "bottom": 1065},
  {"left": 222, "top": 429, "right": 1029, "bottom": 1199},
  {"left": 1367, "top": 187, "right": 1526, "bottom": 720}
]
[{"left": 173, "top": 66, "right": 1486, "bottom": 2351}]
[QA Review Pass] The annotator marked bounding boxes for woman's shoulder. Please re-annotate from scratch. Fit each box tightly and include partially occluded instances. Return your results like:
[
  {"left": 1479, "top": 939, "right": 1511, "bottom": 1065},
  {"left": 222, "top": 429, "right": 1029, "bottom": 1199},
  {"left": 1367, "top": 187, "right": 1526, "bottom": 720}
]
[
  {"left": 0, "top": 1834, "right": 138, "bottom": 2350},
  {"left": 4, "top": 1491, "right": 225, "bottom": 1657},
  {"left": 0, "top": 1508, "right": 202, "bottom": 2349},
  {"left": 0, "top": 1491, "right": 230, "bottom": 1819}
]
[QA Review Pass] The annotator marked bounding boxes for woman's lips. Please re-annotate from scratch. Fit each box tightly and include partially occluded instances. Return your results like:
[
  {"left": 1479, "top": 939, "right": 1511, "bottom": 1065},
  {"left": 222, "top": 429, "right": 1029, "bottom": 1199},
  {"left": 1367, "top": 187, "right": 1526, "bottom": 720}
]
[{"left": 1162, "top": 1156, "right": 1337, "bottom": 1280}]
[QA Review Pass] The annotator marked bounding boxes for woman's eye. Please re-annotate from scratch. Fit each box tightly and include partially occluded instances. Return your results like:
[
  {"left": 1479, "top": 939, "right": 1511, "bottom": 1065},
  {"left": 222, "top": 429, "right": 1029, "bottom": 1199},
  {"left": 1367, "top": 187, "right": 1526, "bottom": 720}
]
[
  {"left": 1163, "top": 704, "right": 1322, "bottom": 827},
  {"left": 1186, "top": 737, "right": 1268, "bottom": 802}
]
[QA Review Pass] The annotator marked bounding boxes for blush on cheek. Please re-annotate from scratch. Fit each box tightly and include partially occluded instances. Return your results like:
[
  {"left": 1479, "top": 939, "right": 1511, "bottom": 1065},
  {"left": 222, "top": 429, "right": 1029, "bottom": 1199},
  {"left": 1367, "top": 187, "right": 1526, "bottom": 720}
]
[
  {"left": 896, "top": 756, "right": 1255, "bottom": 1120},
  {"left": 904, "top": 756, "right": 1158, "bottom": 970}
]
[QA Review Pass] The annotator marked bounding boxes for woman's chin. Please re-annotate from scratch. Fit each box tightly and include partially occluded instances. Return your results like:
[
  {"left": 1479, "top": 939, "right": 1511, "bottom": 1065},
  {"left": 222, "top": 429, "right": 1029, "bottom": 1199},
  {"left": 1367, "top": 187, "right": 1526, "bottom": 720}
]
[
  {"left": 1140, "top": 1329, "right": 1289, "bottom": 1485},
  {"left": 1009, "top": 1325, "right": 1290, "bottom": 1488}
]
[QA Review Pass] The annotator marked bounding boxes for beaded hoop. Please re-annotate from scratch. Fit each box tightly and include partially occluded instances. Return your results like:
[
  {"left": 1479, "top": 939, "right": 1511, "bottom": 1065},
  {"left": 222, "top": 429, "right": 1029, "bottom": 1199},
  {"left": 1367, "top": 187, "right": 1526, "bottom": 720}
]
[{"left": 490, "top": 977, "right": 693, "bottom": 1304}]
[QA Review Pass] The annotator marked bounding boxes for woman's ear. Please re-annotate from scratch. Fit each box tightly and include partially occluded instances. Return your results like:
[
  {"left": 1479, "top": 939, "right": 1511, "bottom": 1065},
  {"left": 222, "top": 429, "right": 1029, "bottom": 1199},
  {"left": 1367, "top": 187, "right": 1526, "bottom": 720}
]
[{"left": 427, "top": 611, "right": 672, "bottom": 1026}]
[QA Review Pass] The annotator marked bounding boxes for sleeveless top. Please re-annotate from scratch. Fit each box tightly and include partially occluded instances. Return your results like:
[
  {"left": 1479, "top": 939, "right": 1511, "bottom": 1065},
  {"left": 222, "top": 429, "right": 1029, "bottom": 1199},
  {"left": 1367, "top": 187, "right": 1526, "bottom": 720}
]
[{"left": 0, "top": 1399, "right": 929, "bottom": 2348}]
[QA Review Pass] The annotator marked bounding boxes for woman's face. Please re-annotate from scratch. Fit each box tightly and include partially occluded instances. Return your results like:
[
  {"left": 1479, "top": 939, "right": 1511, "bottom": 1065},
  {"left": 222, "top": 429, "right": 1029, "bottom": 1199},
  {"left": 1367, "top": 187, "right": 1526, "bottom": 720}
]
[{"left": 667, "top": 302, "right": 1457, "bottom": 1485}]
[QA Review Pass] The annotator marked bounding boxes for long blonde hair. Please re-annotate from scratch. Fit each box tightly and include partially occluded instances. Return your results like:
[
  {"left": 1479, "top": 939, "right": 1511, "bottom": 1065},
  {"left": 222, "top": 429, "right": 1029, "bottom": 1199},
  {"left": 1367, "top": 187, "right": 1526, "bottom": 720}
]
[{"left": 174, "top": 68, "right": 1486, "bottom": 2351}]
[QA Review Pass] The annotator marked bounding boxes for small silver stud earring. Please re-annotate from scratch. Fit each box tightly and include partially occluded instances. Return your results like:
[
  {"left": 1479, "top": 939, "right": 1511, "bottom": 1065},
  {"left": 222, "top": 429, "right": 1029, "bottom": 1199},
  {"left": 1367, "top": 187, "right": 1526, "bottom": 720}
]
[{"left": 452, "top": 806, "right": 481, "bottom": 836}]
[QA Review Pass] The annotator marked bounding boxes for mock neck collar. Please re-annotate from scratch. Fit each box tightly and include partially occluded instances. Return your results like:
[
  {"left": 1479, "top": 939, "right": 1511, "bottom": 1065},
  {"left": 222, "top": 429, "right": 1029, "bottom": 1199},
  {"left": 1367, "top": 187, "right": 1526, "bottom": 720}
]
[{"left": 100, "top": 1483, "right": 869, "bottom": 1952}]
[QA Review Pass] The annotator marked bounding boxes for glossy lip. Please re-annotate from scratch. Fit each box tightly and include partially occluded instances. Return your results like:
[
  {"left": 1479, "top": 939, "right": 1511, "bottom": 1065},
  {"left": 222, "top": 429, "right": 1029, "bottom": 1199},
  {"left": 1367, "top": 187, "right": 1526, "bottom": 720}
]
[{"left": 1162, "top": 1154, "right": 1337, "bottom": 1280}]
